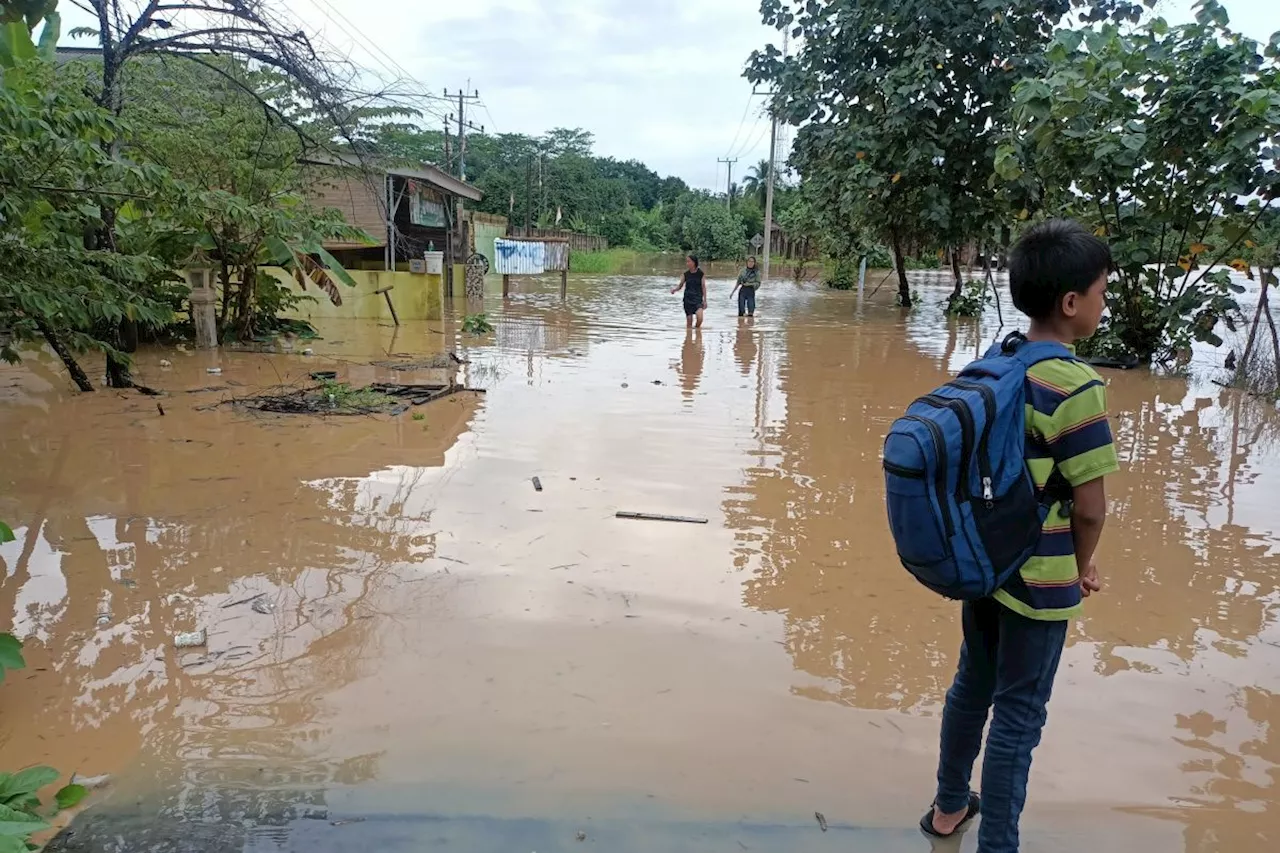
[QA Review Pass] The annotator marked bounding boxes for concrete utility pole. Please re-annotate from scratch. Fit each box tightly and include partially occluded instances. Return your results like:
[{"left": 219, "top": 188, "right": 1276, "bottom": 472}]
[
  {"left": 762, "top": 118, "right": 777, "bottom": 285},
  {"left": 525, "top": 155, "right": 533, "bottom": 235},
  {"left": 761, "top": 31, "right": 787, "bottom": 286},
  {"left": 446, "top": 88, "right": 482, "bottom": 181},
  {"left": 718, "top": 157, "right": 737, "bottom": 210}
]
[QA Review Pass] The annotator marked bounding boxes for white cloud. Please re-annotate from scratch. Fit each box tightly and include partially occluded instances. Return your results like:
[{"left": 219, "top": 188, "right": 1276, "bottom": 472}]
[{"left": 56, "top": 0, "right": 1277, "bottom": 192}]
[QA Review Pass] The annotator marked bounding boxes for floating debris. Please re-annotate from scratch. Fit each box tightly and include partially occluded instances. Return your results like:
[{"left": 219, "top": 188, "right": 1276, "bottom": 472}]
[
  {"left": 251, "top": 597, "right": 275, "bottom": 615},
  {"left": 70, "top": 773, "right": 112, "bottom": 790},
  {"left": 206, "top": 367, "right": 222, "bottom": 375},
  {"left": 616, "top": 511, "right": 708, "bottom": 525},
  {"left": 815, "top": 812, "right": 828, "bottom": 832},
  {"left": 372, "top": 353, "right": 464, "bottom": 371},
  {"left": 173, "top": 630, "right": 207, "bottom": 649},
  {"left": 532, "top": 476, "right": 543, "bottom": 492},
  {"left": 309, "top": 370, "right": 337, "bottom": 381},
  {"left": 159, "top": 359, "right": 173, "bottom": 368},
  {"left": 222, "top": 381, "right": 473, "bottom": 416}
]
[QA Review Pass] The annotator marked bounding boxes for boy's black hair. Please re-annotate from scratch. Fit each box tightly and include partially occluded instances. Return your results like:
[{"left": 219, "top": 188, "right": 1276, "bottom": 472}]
[{"left": 1008, "top": 219, "right": 1112, "bottom": 320}]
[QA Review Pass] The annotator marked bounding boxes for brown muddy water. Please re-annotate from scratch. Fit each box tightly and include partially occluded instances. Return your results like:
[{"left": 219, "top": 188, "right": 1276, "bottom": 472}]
[{"left": 1, "top": 263, "right": 1278, "bottom": 852}]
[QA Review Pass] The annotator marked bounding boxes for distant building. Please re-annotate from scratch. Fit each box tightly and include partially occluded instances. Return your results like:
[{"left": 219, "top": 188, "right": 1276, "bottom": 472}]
[{"left": 300, "top": 153, "right": 483, "bottom": 273}]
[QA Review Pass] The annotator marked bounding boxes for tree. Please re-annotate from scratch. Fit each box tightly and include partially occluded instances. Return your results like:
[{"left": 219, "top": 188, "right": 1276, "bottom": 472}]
[
  {"left": 742, "top": 159, "right": 770, "bottom": 210},
  {"left": 1, "top": 18, "right": 176, "bottom": 390},
  {"left": 680, "top": 200, "right": 745, "bottom": 261},
  {"left": 746, "top": 0, "right": 1151, "bottom": 306},
  {"left": 73, "top": 0, "right": 361, "bottom": 386},
  {"left": 119, "top": 57, "right": 369, "bottom": 340},
  {"left": 996, "top": 0, "right": 1280, "bottom": 362}
]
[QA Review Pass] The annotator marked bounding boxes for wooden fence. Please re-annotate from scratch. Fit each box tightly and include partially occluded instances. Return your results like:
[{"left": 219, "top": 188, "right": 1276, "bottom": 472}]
[{"left": 508, "top": 227, "right": 607, "bottom": 253}]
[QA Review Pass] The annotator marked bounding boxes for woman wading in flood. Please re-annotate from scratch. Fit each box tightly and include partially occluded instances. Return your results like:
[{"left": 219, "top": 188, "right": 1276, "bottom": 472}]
[
  {"left": 671, "top": 254, "right": 708, "bottom": 328},
  {"left": 730, "top": 256, "right": 759, "bottom": 317}
]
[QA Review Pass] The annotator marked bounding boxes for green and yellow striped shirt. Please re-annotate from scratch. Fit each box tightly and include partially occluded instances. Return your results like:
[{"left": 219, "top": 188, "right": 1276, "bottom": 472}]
[{"left": 994, "top": 350, "right": 1119, "bottom": 621}]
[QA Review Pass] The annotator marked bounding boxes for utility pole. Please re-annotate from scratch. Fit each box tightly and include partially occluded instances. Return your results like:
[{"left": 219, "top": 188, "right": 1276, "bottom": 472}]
[
  {"left": 443, "top": 117, "right": 451, "bottom": 167},
  {"left": 718, "top": 157, "right": 737, "bottom": 210},
  {"left": 761, "top": 31, "right": 787, "bottom": 286},
  {"left": 445, "top": 87, "right": 482, "bottom": 181},
  {"left": 525, "top": 155, "right": 533, "bottom": 236}
]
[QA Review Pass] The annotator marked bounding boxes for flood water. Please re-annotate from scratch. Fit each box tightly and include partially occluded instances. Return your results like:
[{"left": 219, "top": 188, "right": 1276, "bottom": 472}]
[{"left": 1, "top": 261, "right": 1278, "bottom": 852}]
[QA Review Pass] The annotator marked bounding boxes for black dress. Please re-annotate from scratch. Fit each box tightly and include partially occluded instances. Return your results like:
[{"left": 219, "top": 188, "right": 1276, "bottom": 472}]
[{"left": 683, "top": 269, "right": 705, "bottom": 315}]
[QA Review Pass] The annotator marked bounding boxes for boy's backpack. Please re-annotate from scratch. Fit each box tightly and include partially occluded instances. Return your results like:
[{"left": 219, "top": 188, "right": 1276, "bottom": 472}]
[{"left": 882, "top": 333, "right": 1075, "bottom": 600}]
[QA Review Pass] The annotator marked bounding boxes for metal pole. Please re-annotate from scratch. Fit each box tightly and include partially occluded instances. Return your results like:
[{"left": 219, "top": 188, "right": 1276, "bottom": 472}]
[
  {"left": 457, "top": 91, "right": 466, "bottom": 180},
  {"left": 525, "top": 155, "right": 533, "bottom": 236},
  {"left": 762, "top": 113, "right": 777, "bottom": 285},
  {"left": 858, "top": 255, "right": 867, "bottom": 298}
]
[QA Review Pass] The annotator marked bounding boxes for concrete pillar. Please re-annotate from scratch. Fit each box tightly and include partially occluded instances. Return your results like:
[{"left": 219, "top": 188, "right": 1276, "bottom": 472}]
[{"left": 187, "top": 268, "right": 218, "bottom": 349}]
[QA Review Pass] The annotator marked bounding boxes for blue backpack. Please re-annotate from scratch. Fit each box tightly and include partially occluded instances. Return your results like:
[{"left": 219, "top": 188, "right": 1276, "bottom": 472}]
[{"left": 882, "top": 333, "right": 1074, "bottom": 600}]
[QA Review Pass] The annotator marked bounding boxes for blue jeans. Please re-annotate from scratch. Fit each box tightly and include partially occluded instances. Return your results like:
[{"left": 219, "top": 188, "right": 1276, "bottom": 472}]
[
  {"left": 935, "top": 598, "right": 1067, "bottom": 852},
  {"left": 737, "top": 286, "right": 756, "bottom": 316}
]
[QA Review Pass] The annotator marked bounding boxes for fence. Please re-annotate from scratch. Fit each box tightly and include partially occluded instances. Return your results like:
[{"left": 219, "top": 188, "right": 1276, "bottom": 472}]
[{"left": 508, "top": 227, "right": 607, "bottom": 253}]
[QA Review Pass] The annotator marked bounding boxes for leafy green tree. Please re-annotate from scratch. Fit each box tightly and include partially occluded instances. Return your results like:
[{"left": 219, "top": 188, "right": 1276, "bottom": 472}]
[
  {"left": 119, "top": 57, "right": 368, "bottom": 340},
  {"left": 1, "top": 22, "right": 176, "bottom": 390},
  {"left": 680, "top": 200, "right": 745, "bottom": 261},
  {"left": 741, "top": 159, "right": 771, "bottom": 211},
  {"left": 996, "top": 0, "right": 1280, "bottom": 362},
  {"left": 747, "top": 0, "right": 1151, "bottom": 306}
]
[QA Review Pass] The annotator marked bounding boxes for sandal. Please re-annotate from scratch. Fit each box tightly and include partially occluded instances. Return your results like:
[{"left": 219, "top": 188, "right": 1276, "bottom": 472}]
[{"left": 919, "top": 792, "right": 980, "bottom": 838}]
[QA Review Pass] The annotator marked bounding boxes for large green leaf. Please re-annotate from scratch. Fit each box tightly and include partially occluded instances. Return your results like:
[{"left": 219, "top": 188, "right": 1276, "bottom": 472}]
[
  {"left": 0, "top": 21, "right": 37, "bottom": 69},
  {"left": 0, "top": 522, "right": 13, "bottom": 544},
  {"left": 54, "top": 784, "right": 88, "bottom": 811},
  {"left": 34, "top": 10, "right": 57, "bottom": 60},
  {"left": 0, "top": 767, "right": 57, "bottom": 801},
  {"left": 0, "top": 803, "right": 47, "bottom": 837},
  {"left": 0, "top": 834, "right": 26, "bottom": 853},
  {"left": 0, "top": 634, "right": 24, "bottom": 678},
  {"left": 315, "top": 246, "right": 357, "bottom": 288}
]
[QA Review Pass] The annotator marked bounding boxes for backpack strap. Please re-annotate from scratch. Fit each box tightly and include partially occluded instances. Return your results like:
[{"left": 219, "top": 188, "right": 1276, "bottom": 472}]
[{"left": 996, "top": 330, "right": 1079, "bottom": 368}]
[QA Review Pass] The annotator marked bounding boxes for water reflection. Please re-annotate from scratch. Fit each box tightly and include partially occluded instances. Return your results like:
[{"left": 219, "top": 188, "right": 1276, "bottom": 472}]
[
  {"left": 677, "top": 329, "right": 705, "bottom": 401},
  {"left": 0, "top": 355, "right": 480, "bottom": 786}
]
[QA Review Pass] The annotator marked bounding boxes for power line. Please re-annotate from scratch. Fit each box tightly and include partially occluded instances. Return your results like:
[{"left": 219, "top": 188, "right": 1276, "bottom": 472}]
[
  {"left": 306, "top": 0, "right": 451, "bottom": 120},
  {"left": 724, "top": 92, "right": 755, "bottom": 158},
  {"left": 733, "top": 121, "right": 771, "bottom": 162}
]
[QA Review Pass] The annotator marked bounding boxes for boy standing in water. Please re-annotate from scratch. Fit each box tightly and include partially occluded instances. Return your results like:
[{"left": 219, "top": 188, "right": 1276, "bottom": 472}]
[
  {"left": 924, "top": 220, "right": 1118, "bottom": 852},
  {"left": 731, "top": 256, "right": 759, "bottom": 317},
  {"left": 671, "top": 254, "right": 707, "bottom": 328}
]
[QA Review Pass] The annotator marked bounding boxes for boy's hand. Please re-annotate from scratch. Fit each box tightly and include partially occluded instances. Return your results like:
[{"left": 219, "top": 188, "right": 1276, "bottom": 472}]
[{"left": 1080, "top": 560, "right": 1102, "bottom": 597}]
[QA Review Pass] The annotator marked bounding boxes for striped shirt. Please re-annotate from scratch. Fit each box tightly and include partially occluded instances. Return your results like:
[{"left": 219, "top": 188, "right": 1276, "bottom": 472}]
[{"left": 994, "top": 349, "right": 1119, "bottom": 621}]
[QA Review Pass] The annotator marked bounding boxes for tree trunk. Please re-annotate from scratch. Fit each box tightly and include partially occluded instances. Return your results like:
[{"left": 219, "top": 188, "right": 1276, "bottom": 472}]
[
  {"left": 890, "top": 228, "right": 911, "bottom": 306},
  {"left": 998, "top": 225, "right": 1011, "bottom": 270},
  {"left": 236, "top": 266, "right": 257, "bottom": 340},
  {"left": 947, "top": 247, "right": 964, "bottom": 305},
  {"left": 34, "top": 318, "right": 94, "bottom": 392},
  {"left": 218, "top": 259, "right": 232, "bottom": 330}
]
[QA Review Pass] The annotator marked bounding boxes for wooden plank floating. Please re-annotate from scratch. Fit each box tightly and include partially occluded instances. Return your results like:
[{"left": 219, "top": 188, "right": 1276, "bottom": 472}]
[
  {"left": 532, "top": 476, "right": 543, "bottom": 492},
  {"left": 615, "top": 511, "right": 708, "bottom": 525}
]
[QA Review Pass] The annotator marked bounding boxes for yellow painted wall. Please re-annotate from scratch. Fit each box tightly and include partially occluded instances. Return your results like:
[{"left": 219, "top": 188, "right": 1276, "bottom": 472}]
[{"left": 265, "top": 267, "right": 442, "bottom": 322}]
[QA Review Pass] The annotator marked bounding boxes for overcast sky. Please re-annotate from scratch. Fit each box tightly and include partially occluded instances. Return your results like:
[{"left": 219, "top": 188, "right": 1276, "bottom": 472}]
[{"left": 60, "top": 0, "right": 1277, "bottom": 191}]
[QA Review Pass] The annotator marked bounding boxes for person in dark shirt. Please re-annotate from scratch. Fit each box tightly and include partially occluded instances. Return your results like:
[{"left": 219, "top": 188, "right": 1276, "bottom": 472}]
[
  {"left": 671, "top": 254, "right": 708, "bottom": 328},
  {"left": 730, "top": 256, "right": 760, "bottom": 317}
]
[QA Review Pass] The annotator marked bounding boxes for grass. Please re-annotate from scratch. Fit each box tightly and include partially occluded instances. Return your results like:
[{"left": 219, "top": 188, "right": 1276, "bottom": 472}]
[
  {"left": 569, "top": 248, "right": 641, "bottom": 274},
  {"left": 319, "top": 381, "right": 396, "bottom": 411},
  {"left": 462, "top": 313, "right": 494, "bottom": 335}
]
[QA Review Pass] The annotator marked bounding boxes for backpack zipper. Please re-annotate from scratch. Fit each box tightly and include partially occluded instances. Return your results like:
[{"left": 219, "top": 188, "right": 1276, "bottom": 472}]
[
  {"left": 916, "top": 395, "right": 975, "bottom": 500},
  {"left": 945, "top": 380, "right": 997, "bottom": 500},
  {"left": 902, "top": 415, "right": 955, "bottom": 539},
  {"left": 883, "top": 460, "right": 925, "bottom": 478}
]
